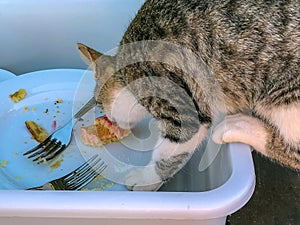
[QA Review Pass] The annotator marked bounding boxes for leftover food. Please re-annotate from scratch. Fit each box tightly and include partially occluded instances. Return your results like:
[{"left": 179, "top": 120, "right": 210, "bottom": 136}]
[
  {"left": 25, "top": 120, "right": 49, "bottom": 143},
  {"left": 9, "top": 88, "right": 27, "bottom": 102},
  {"left": 80, "top": 116, "right": 131, "bottom": 147}
]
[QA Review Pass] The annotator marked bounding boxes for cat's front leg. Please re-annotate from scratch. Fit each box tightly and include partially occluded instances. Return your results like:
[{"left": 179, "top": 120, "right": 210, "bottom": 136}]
[
  {"left": 126, "top": 126, "right": 208, "bottom": 191},
  {"left": 212, "top": 111, "right": 300, "bottom": 171},
  {"left": 212, "top": 113, "right": 268, "bottom": 153}
]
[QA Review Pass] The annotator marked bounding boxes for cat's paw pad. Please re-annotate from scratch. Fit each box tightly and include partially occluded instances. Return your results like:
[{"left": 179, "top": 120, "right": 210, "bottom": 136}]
[{"left": 125, "top": 167, "right": 163, "bottom": 191}]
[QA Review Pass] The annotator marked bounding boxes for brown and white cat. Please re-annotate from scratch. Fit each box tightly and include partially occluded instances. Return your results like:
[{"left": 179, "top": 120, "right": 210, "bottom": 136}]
[{"left": 78, "top": 0, "right": 300, "bottom": 191}]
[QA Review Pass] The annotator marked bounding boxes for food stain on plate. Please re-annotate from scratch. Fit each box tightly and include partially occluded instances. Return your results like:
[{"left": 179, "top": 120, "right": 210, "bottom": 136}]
[
  {"left": 81, "top": 174, "right": 115, "bottom": 191},
  {"left": 50, "top": 158, "right": 64, "bottom": 170},
  {"left": 0, "top": 160, "right": 8, "bottom": 168}
]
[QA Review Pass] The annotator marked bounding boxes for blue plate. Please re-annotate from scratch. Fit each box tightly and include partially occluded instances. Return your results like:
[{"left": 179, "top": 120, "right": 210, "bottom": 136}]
[
  {"left": 0, "top": 69, "right": 125, "bottom": 190},
  {"left": 0, "top": 69, "right": 16, "bottom": 82}
]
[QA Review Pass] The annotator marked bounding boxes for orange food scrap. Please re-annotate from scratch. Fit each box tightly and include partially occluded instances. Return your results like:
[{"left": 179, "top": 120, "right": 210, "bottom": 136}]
[
  {"left": 80, "top": 116, "right": 131, "bottom": 147},
  {"left": 9, "top": 89, "right": 27, "bottom": 103},
  {"left": 25, "top": 120, "right": 49, "bottom": 143}
]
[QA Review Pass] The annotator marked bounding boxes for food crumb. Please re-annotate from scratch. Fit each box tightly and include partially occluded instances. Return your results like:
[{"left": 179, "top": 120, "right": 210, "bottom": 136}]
[
  {"left": 9, "top": 89, "right": 27, "bottom": 103},
  {"left": 0, "top": 160, "right": 8, "bottom": 168},
  {"left": 25, "top": 120, "right": 49, "bottom": 143},
  {"left": 55, "top": 99, "right": 63, "bottom": 104},
  {"left": 52, "top": 120, "right": 57, "bottom": 130},
  {"left": 38, "top": 157, "right": 47, "bottom": 164},
  {"left": 15, "top": 176, "right": 20, "bottom": 180},
  {"left": 13, "top": 152, "right": 19, "bottom": 156},
  {"left": 100, "top": 182, "right": 115, "bottom": 189},
  {"left": 50, "top": 159, "right": 63, "bottom": 170}
]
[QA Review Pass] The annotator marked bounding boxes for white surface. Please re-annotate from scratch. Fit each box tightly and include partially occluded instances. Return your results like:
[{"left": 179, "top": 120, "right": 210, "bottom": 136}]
[{"left": 0, "top": 0, "right": 144, "bottom": 74}]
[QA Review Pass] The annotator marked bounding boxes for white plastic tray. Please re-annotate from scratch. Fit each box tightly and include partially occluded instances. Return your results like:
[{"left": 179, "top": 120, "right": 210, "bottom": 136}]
[{"left": 0, "top": 141, "right": 255, "bottom": 225}]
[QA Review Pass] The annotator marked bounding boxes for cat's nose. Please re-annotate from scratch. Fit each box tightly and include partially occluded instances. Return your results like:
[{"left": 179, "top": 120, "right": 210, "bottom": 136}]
[{"left": 93, "top": 72, "right": 98, "bottom": 79}]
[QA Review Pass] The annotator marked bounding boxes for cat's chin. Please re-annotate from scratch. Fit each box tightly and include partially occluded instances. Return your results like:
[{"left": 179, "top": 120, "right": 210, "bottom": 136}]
[
  {"left": 117, "top": 122, "right": 134, "bottom": 130},
  {"left": 109, "top": 88, "right": 149, "bottom": 130}
]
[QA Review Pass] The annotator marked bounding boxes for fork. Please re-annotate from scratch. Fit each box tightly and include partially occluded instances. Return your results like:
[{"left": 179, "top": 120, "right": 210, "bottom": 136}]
[
  {"left": 23, "top": 97, "right": 96, "bottom": 162},
  {"left": 27, "top": 155, "right": 106, "bottom": 190}
]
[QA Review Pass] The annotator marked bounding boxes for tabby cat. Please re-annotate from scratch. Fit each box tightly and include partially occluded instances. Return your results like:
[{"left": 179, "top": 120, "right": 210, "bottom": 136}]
[{"left": 78, "top": 0, "right": 300, "bottom": 191}]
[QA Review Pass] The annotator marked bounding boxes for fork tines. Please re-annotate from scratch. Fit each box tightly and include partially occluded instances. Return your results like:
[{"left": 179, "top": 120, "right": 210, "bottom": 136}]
[
  {"left": 23, "top": 136, "right": 67, "bottom": 163},
  {"left": 27, "top": 155, "right": 107, "bottom": 190},
  {"left": 59, "top": 155, "right": 107, "bottom": 190}
]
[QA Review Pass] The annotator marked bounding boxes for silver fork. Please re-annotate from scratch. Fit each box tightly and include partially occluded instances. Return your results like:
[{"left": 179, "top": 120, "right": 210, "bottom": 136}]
[
  {"left": 23, "top": 97, "right": 96, "bottom": 162},
  {"left": 27, "top": 155, "right": 106, "bottom": 190}
]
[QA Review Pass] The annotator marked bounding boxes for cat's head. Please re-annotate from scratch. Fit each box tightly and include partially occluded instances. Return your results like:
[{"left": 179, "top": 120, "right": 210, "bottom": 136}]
[{"left": 77, "top": 43, "right": 143, "bottom": 129}]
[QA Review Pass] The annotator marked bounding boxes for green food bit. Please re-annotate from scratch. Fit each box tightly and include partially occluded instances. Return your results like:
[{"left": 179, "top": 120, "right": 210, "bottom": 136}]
[{"left": 0, "top": 160, "right": 8, "bottom": 168}]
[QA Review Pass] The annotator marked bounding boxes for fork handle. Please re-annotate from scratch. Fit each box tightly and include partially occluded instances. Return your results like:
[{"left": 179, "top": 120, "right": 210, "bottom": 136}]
[
  {"left": 26, "top": 183, "right": 55, "bottom": 190},
  {"left": 73, "top": 97, "right": 97, "bottom": 120}
]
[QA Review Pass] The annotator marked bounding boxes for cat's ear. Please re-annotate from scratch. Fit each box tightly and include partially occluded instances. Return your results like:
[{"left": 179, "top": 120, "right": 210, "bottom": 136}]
[{"left": 77, "top": 43, "right": 103, "bottom": 68}]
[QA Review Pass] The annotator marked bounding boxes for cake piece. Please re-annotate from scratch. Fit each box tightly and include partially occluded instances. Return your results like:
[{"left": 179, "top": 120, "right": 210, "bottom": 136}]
[
  {"left": 9, "top": 89, "right": 27, "bottom": 103},
  {"left": 25, "top": 120, "right": 49, "bottom": 143},
  {"left": 80, "top": 116, "right": 131, "bottom": 147}
]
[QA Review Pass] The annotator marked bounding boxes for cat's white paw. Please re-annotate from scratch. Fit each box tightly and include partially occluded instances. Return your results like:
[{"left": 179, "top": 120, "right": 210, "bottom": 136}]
[
  {"left": 212, "top": 113, "right": 267, "bottom": 153},
  {"left": 125, "top": 167, "right": 163, "bottom": 191}
]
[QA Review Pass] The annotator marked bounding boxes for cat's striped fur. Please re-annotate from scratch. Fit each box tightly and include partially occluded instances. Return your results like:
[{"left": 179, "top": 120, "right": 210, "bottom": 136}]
[{"left": 78, "top": 0, "right": 300, "bottom": 191}]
